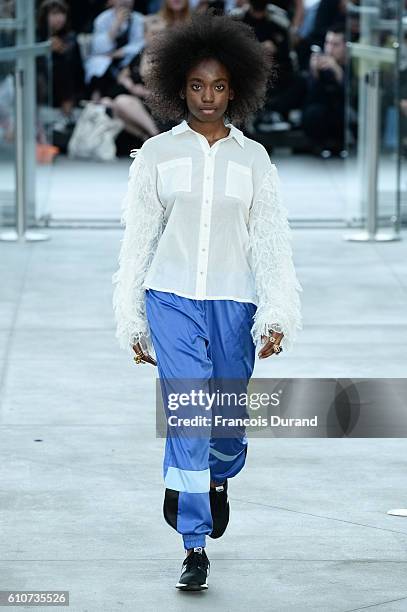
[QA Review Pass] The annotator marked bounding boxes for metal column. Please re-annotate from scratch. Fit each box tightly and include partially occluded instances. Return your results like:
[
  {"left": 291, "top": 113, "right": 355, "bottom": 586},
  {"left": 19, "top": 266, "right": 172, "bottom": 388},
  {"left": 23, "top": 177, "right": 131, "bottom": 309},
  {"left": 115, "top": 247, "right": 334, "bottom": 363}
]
[
  {"left": 0, "top": 0, "right": 50, "bottom": 242},
  {"left": 344, "top": 68, "right": 401, "bottom": 242}
]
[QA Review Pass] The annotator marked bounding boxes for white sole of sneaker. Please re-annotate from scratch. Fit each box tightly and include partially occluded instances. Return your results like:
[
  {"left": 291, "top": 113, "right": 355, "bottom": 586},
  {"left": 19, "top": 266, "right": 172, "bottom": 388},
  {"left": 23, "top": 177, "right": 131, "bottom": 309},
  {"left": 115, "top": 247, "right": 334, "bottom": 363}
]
[{"left": 175, "top": 581, "right": 208, "bottom": 590}]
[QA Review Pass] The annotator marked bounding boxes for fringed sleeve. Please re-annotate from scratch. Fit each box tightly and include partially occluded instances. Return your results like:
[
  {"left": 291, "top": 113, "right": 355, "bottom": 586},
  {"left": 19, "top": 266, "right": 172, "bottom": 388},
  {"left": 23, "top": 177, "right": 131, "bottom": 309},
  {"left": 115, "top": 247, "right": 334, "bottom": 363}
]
[
  {"left": 112, "top": 150, "right": 165, "bottom": 355},
  {"left": 248, "top": 163, "right": 303, "bottom": 352}
]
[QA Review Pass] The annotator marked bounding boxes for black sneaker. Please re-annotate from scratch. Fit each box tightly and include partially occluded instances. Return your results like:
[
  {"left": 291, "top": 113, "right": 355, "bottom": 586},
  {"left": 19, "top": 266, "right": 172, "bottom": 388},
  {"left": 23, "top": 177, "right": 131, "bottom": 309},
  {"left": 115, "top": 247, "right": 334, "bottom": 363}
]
[
  {"left": 209, "top": 479, "right": 229, "bottom": 539},
  {"left": 175, "top": 547, "right": 210, "bottom": 591}
]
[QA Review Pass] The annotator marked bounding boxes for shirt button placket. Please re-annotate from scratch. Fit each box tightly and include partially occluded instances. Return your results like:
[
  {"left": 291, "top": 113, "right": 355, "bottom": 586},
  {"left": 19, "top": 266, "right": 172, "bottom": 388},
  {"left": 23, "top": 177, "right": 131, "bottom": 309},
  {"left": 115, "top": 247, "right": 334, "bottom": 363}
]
[{"left": 197, "top": 148, "right": 214, "bottom": 297}]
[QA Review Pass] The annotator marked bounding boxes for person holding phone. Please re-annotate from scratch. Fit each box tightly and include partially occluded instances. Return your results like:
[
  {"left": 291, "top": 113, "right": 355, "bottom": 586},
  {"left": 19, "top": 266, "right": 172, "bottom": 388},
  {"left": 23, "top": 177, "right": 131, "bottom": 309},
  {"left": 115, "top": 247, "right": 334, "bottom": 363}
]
[
  {"left": 302, "top": 23, "right": 347, "bottom": 156},
  {"left": 112, "top": 11, "right": 302, "bottom": 591}
]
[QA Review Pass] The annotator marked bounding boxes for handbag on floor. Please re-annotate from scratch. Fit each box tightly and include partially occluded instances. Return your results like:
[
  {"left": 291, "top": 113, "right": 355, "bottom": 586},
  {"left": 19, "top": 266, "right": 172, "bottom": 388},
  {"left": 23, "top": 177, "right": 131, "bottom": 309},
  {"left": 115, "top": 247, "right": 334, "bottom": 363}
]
[{"left": 67, "top": 101, "right": 124, "bottom": 162}]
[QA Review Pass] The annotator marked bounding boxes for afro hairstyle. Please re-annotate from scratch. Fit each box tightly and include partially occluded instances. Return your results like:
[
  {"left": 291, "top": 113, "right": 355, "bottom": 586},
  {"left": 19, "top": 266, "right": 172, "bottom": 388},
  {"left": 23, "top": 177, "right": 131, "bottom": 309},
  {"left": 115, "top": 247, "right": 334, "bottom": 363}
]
[{"left": 144, "top": 10, "right": 276, "bottom": 128}]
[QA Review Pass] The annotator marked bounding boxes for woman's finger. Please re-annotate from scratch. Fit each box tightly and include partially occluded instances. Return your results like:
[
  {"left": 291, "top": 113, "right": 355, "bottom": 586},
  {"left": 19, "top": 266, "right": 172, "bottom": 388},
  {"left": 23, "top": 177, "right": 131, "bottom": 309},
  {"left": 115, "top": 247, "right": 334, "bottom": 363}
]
[
  {"left": 132, "top": 342, "right": 157, "bottom": 366},
  {"left": 258, "top": 339, "right": 275, "bottom": 358},
  {"left": 258, "top": 335, "right": 283, "bottom": 358}
]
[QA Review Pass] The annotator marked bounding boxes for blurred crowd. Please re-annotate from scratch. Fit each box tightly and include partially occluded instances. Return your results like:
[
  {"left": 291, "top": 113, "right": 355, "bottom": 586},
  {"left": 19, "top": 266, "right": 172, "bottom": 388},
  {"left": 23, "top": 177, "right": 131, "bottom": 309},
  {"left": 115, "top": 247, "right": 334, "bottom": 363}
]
[{"left": 0, "top": 0, "right": 357, "bottom": 157}]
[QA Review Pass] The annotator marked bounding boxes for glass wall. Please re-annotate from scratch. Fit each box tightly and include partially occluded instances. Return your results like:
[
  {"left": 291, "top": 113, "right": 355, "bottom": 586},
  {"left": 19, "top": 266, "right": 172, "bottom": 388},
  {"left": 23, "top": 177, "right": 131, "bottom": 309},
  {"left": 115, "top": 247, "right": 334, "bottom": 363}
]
[
  {"left": 0, "top": 0, "right": 16, "bottom": 228},
  {"left": 344, "top": 0, "right": 403, "bottom": 236},
  {"left": 0, "top": 0, "right": 52, "bottom": 239},
  {"left": 399, "top": 12, "right": 407, "bottom": 222},
  {"left": 0, "top": 60, "right": 16, "bottom": 228},
  {"left": 1, "top": 0, "right": 406, "bottom": 230}
]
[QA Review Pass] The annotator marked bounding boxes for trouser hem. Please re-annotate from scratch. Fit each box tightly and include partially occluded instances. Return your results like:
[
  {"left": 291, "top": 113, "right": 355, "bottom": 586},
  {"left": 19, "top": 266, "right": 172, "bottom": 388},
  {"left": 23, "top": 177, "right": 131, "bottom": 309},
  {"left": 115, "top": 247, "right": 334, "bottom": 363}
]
[{"left": 183, "top": 535, "right": 206, "bottom": 549}]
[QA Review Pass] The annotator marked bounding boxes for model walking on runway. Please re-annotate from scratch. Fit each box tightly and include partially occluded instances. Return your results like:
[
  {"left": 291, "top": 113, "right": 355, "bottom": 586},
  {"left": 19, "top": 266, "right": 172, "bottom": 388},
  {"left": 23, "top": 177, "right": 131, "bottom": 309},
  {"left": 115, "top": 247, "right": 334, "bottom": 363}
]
[{"left": 112, "top": 11, "right": 302, "bottom": 591}]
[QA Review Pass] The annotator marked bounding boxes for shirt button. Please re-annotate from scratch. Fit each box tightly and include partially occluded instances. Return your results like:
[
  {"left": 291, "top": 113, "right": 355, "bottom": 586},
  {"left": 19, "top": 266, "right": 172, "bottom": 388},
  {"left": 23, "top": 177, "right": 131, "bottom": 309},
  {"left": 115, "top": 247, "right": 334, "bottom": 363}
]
[
  {"left": 205, "top": 199, "right": 209, "bottom": 203},
  {"left": 204, "top": 223, "right": 208, "bottom": 227},
  {"left": 201, "top": 248, "right": 206, "bottom": 252},
  {"left": 200, "top": 271, "right": 204, "bottom": 275}
]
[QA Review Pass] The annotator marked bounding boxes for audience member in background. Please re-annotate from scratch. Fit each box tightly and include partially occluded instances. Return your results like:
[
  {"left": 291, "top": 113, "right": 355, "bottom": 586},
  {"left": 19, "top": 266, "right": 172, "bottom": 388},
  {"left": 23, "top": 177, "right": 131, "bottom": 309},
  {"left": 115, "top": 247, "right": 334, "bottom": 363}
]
[
  {"left": 271, "top": 0, "right": 304, "bottom": 43},
  {"left": 297, "top": 0, "right": 354, "bottom": 72},
  {"left": 101, "top": 0, "right": 191, "bottom": 142},
  {"left": 301, "top": 23, "right": 346, "bottom": 156},
  {"left": 68, "top": 0, "right": 111, "bottom": 34},
  {"left": 100, "top": 21, "right": 163, "bottom": 140},
  {"left": 400, "top": 91, "right": 407, "bottom": 156},
  {"left": 85, "top": 0, "right": 145, "bottom": 99},
  {"left": 292, "top": 0, "right": 319, "bottom": 68},
  {"left": 295, "top": 0, "right": 348, "bottom": 68},
  {"left": 37, "top": 0, "right": 85, "bottom": 118},
  {"left": 195, "top": 0, "right": 226, "bottom": 14},
  {"left": 233, "top": 0, "right": 307, "bottom": 131},
  {"left": 102, "top": 0, "right": 190, "bottom": 141},
  {"left": 256, "top": 0, "right": 306, "bottom": 88},
  {"left": 144, "top": 0, "right": 191, "bottom": 31},
  {"left": 0, "top": 0, "right": 15, "bottom": 46}
]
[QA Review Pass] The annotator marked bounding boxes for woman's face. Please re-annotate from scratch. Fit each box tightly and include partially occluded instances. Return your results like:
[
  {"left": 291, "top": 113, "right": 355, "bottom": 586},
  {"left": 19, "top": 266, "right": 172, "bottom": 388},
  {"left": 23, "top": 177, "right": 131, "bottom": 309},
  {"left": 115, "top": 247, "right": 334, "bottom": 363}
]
[
  {"left": 182, "top": 58, "right": 234, "bottom": 124},
  {"left": 166, "top": 0, "right": 187, "bottom": 13},
  {"left": 48, "top": 8, "right": 67, "bottom": 33}
]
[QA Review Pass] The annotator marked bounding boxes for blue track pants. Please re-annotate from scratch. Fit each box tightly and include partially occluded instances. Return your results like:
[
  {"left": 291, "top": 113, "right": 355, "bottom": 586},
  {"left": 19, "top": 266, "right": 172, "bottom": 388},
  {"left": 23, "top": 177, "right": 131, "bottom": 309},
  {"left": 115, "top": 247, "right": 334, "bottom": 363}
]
[{"left": 145, "top": 288, "right": 257, "bottom": 550}]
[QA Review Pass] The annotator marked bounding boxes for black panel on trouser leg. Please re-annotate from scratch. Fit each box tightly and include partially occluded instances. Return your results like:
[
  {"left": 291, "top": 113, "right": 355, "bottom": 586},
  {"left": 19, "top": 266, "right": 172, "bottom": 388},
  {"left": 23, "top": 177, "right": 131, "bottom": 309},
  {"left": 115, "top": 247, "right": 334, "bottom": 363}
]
[{"left": 163, "top": 488, "right": 179, "bottom": 530}]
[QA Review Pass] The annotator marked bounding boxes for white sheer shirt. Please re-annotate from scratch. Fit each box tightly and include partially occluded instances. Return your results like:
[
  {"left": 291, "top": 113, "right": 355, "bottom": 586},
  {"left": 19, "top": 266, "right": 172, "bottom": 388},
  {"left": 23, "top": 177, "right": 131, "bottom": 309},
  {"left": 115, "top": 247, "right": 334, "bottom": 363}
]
[{"left": 112, "top": 118, "right": 303, "bottom": 357}]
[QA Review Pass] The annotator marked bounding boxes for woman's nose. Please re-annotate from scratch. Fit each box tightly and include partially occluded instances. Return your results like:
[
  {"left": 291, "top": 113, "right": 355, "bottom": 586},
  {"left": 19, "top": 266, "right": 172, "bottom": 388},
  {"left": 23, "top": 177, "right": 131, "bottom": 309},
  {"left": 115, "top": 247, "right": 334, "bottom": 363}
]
[{"left": 202, "top": 88, "right": 214, "bottom": 102}]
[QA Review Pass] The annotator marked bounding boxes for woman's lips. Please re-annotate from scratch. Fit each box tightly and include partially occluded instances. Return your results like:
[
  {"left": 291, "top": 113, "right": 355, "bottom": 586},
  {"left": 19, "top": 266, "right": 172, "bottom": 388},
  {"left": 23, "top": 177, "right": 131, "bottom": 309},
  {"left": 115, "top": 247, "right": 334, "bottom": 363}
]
[{"left": 200, "top": 108, "right": 216, "bottom": 114}]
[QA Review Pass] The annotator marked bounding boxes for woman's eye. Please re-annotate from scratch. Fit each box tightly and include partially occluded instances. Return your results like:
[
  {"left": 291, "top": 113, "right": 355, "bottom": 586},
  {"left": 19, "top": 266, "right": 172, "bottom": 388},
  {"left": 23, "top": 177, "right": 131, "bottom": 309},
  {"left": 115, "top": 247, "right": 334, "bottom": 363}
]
[{"left": 191, "top": 84, "right": 225, "bottom": 91}]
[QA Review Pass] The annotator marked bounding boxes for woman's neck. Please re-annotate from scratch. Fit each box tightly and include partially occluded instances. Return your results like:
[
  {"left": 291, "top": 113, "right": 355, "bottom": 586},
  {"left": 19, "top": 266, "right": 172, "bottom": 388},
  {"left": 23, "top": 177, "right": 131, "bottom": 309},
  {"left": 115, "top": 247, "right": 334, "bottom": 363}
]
[{"left": 186, "top": 115, "right": 230, "bottom": 144}]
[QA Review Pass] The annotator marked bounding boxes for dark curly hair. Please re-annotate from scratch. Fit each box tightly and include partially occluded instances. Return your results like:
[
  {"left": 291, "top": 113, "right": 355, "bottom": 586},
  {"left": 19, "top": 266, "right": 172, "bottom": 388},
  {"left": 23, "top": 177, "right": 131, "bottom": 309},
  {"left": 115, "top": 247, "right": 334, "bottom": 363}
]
[{"left": 144, "top": 11, "right": 275, "bottom": 129}]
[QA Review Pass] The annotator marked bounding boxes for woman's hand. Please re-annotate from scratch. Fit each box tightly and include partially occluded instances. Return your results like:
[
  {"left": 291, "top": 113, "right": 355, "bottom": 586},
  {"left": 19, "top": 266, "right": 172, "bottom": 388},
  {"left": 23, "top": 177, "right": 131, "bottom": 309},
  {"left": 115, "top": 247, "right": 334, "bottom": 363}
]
[
  {"left": 258, "top": 331, "right": 284, "bottom": 359},
  {"left": 130, "top": 83, "right": 150, "bottom": 98},
  {"left": 50, "top": 36, "right": 67, "bottom": 54},
  {"left": 262, "top": 39, "right": 277, "bottom": 56},
  {"left": 132, "top": 341, "right": 157, "bottom": 366}
]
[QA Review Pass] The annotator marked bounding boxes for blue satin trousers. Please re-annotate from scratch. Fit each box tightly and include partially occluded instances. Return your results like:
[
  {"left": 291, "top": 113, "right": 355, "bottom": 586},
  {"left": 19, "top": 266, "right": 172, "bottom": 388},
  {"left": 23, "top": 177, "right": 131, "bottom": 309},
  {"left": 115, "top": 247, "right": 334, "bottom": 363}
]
[{"left": 145, "top": 288, "right": 257, "bottom": 550}]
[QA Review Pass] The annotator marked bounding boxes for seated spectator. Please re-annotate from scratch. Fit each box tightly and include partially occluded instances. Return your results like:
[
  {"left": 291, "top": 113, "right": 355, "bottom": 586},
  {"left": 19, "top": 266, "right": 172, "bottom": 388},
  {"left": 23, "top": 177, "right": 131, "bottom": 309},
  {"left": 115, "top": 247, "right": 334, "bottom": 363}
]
[
  {"left": 296, "top": 0, "right": 319, "bottom": 40},
  {"left": 0, "top": 0, "right": 15, "bottom": 47},
  {"left": 232, "top": 0, "right": 307, "bottom": 130},
  {"left": 101, "top": 0, "right": 191, "bottom": 142},
  {"left": 85, "top": 0, "right": 145, "bottom": 99},
  {"left": 0, "top": 74, "right": 14, "bottom": 143},
  {"left": 100, "top": 21, "right": 164, "bottom": 141},
  {"left": 144, "top": 0, "right": 191, "bottom": 31},
  {"left": 224, "top": 0, "right": 247, "bottom": 10},
  {"left": 272, "top": 0, "right": 304, "bottom": 32},
  {"left": 195, "top": 0, "right": 226, "bottom": 15},
  {"left": 301, "top": 23, "right": 346, "bottom": 155},
  {"left": 37, "top": 0, "right": 85, "bottom": 118},
  {"left": 69, "top": 0, "right": 112, "bottom": 34}
]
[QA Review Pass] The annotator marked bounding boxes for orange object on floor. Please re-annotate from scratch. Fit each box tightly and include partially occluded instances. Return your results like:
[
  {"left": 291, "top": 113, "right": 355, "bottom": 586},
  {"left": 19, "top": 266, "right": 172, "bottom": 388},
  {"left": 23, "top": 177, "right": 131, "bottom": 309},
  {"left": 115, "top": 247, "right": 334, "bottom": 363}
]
[{"left": 36, "top": 143, "right": 59, "bottom": 164}]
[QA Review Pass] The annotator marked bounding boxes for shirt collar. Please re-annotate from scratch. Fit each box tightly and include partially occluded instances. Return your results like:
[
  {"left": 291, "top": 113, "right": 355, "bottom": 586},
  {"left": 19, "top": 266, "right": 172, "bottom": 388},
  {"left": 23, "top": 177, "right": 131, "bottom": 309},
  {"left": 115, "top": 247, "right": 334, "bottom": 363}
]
[{"left": 171, "top": 119, "right": 245, "bottom": 148}]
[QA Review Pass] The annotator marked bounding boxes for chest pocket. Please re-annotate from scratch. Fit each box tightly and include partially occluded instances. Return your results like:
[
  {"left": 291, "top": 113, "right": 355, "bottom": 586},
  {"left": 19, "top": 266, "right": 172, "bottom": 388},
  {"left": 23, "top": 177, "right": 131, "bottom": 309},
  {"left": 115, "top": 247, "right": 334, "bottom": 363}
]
[
  {"left": 225, "top": 160, "right": 253, "bottom": 206},
  {"left": 157, "top": 157, "right": 192, "bottom": 199}
]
